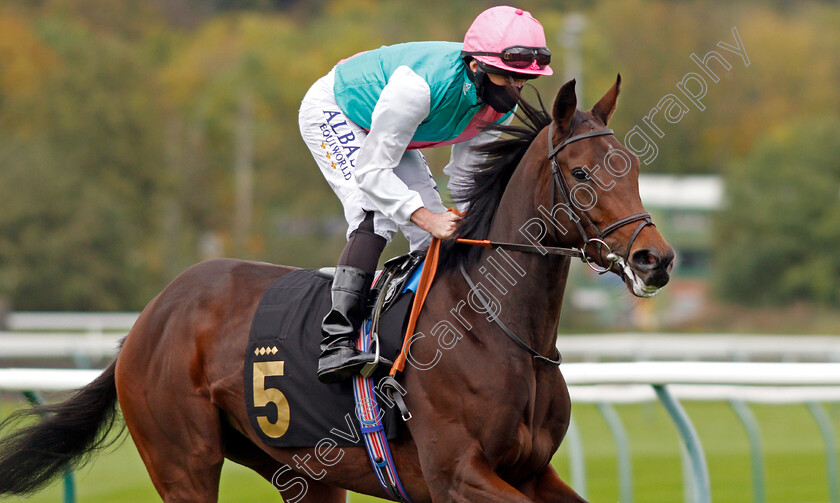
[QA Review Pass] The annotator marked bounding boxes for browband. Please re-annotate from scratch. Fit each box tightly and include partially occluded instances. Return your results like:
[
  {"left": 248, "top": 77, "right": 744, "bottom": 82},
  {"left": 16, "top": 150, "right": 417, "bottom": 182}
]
[{"left": 547, "top": 126, "right": 615, "bottom": 159}]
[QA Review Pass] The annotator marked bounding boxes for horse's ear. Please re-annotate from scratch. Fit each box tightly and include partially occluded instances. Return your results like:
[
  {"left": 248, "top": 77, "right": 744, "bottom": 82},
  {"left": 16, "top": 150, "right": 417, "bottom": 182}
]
[
  {"left": 553, "top": 79, "right": 578, "bottom": 132},
  {"left": 591, "top": 74, "right": 621, "bottom": 126}
]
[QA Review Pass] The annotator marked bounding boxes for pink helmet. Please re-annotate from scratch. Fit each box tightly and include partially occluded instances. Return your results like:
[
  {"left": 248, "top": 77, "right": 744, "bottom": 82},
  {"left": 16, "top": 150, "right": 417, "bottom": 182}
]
[{"left": 463, "top": 6, "right": 553, "bottom": 77}]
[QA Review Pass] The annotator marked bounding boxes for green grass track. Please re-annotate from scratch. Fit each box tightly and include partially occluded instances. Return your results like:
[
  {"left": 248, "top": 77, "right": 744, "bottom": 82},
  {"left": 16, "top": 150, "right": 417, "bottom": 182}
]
[{"left": 2, "top": 399, "right": 838, "bottom": 502}]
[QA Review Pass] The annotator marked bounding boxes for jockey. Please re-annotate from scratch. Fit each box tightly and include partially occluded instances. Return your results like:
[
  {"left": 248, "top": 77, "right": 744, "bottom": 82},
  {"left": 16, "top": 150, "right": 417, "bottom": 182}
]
[{"left": 298, "top": 5, "right": 553, "bottom": 384}]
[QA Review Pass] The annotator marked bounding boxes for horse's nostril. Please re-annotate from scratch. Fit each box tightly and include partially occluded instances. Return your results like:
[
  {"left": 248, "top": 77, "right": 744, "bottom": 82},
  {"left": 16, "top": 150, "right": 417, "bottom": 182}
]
[
  {"left": 631, "top": 249, "right": 660, "bottom": 271},
  {"left": 631, "top": 249, "right": 659, "bottom": 270},
  {"left": 661, "top": 248, "right": 676, "bottom": 272},
  {"left": 631, "top": 248, "right": 675, "bottom": 275}
]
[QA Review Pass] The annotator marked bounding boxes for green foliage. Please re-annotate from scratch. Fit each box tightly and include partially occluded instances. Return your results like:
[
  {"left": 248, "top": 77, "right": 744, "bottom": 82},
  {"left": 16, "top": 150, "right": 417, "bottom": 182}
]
[
  {"left": 583, "top": 0, "right": 840, "bottom": 174},
  {"left": 0, "top": 139, "right": 147, "bottom": 310},
  {"left": 0, "top": 0, "right": 837, "bottom": 309},
  {"left": 714, "top": 117, "right": 840, "bottom": 306},
  {"left": 0, "top": 9, "right": 167, "bottom": 309}
]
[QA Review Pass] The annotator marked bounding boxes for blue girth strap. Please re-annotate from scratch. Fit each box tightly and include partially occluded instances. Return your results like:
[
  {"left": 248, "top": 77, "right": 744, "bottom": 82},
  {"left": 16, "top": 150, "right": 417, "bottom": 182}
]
[{"left": 352, "top": 272, "right": 413, "bottom": 502}]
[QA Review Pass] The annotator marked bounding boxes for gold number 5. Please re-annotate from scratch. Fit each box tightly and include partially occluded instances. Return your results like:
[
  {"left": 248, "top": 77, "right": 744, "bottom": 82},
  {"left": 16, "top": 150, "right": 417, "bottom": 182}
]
[{"left": 252, "top": 361, "right": 290, "bottom": 438}]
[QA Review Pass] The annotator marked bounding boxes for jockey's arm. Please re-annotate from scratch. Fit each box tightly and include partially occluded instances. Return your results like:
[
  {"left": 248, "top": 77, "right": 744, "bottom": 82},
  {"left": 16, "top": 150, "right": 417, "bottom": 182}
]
[{"left": 353, "top": 66, "right": 458, "bottom": 239}]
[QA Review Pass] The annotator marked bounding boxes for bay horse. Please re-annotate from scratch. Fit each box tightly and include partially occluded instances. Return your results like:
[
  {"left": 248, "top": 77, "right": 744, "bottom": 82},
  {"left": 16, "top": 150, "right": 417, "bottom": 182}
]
[{"left": 0, "top": 77, "right": 673, "bottom": 502}]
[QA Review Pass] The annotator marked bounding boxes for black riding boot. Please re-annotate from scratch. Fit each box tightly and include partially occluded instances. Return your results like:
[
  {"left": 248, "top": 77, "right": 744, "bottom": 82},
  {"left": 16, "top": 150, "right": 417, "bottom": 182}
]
[{"left": 317, "top": 265, "right": 378, "bottom": 384}]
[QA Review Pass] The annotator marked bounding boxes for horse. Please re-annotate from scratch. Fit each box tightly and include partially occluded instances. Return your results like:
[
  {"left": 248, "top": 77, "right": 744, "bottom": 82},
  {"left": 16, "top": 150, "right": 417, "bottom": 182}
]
[{"left": 0, "top": 76, "right": 674, "bottom": 503}]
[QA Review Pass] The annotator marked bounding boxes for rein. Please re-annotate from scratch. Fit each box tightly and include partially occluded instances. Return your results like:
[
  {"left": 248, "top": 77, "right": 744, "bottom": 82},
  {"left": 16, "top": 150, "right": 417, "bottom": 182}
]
[
  {"left": 455, "top": 123, "right": 655, "bottom": 273},
  {"left": 459, "top": 264, "right": 562, "bottom": 366},
  {"left": 449, "top": 123, "right": 656, "bottom": 366},
  {"left": 455, "top": 238, "right": 583, "bottom": 258}
]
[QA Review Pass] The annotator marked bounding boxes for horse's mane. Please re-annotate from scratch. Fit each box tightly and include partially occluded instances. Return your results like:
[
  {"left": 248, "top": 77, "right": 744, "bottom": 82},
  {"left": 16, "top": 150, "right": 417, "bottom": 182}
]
[{"left": 439, "top": 88, "right": 562, "bottom": 271}]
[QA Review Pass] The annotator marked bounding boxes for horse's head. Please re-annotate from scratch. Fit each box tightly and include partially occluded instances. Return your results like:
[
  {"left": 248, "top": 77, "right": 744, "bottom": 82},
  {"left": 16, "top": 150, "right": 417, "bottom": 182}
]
[{"left": 540, "top": 76, "right": 675, "bottom": 296}]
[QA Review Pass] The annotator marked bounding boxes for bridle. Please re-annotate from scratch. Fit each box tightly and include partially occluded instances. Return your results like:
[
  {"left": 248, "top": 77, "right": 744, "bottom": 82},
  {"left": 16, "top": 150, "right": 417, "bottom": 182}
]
[
  {"left": 456, "top": 122, "right": 655, "bottom": 274},
  {"left": 546, "top": 123, "right": 654, "bottom": 273},
  {"left": 454, "top": 122, "right": 656, "bottom": 366}
]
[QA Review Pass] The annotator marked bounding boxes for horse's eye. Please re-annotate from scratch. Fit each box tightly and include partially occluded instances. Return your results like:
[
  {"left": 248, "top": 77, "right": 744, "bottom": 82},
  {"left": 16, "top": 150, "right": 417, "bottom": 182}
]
[{"left": 571, "top": 167, "right": 590, "bottom": 182}]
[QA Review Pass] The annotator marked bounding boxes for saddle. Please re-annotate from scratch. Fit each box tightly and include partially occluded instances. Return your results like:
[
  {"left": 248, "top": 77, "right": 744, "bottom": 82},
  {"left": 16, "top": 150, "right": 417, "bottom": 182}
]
[{"left": 244, "top": 252, "right": 424, "bottom": 447}]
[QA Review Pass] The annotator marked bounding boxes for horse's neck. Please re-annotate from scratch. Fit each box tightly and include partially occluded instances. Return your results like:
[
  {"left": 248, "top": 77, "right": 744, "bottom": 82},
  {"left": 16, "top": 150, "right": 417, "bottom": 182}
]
[{"left": 473, "top": 178, "right": 571, "bottom": 357}]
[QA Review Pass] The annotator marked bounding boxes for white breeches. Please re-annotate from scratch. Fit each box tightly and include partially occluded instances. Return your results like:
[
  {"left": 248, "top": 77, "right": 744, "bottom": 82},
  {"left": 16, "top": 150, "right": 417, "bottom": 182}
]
[{"left": 298, "top": 69, "right": 447, "bottom": 251}]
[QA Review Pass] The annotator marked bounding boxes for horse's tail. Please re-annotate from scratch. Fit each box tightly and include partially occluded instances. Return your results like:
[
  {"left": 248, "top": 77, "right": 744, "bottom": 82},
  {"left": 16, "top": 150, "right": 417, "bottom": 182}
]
[{"left": 0, "top": 360, "right": 123, "bottom": 495}]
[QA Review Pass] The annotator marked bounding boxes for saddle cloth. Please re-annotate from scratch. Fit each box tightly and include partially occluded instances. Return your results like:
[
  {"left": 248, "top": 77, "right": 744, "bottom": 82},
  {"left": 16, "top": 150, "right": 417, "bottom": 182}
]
[{"left": 244, "top": 254, "right": 422, "bottom": 447}]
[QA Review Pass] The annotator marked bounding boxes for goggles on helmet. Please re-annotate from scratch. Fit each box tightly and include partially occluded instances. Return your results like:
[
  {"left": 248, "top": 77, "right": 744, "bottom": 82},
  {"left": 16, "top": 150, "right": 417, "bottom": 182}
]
[
  {"left": 475, "top": 61, "right": 535, "bottom": 81},
  {"left": 464, "top": 46, "right": 551, "bottom": 70}
]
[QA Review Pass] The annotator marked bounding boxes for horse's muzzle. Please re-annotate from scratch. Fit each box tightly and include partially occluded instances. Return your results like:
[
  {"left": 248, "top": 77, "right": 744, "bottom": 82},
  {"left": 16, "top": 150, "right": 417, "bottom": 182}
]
[{"left": 632, "top": 246, "right": 675, "bottom": 287}]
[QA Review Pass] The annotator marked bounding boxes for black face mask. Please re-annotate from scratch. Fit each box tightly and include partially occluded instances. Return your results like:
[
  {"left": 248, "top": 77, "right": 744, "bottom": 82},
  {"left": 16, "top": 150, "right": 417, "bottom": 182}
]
[{"left": 478, "top": 74, "right": 517, "bottom": 113}]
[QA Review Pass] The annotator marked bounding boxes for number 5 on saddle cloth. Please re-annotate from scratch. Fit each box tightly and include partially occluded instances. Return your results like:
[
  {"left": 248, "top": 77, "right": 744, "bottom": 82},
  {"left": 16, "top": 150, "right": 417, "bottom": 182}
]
[{"left": 244, "top": 251, "right": 424, "bottom": 448}]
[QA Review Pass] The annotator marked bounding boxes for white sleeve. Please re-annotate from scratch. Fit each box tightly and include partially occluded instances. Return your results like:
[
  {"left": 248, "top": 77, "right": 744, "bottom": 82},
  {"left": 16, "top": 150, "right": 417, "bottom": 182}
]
[
  {"left": 353, "top": 65, "right": 430, "bottom": 226},
  {"left": 443, "top": 113, "right": 513, "bottom": 212}
]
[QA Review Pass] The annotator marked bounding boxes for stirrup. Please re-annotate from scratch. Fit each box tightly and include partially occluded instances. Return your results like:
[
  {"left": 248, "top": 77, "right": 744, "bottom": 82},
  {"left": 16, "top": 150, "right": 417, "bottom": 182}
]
[{"left": 317, "top": 345, "right": 392, "bottom": 384}]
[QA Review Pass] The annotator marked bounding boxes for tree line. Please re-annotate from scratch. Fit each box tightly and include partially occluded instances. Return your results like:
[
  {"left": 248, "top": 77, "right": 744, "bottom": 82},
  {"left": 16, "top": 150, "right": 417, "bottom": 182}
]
[{"left": 0, "top": 0, "right": 837, "bottom": 309}]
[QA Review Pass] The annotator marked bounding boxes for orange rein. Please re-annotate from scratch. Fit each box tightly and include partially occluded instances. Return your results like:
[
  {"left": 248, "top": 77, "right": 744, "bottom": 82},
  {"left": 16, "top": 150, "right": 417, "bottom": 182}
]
[
  {"left": 389, "top": 236, "right": 440, "bottom": 375},
  {"left": 390, "top": 209, "right": 474, "bottom": 376}
]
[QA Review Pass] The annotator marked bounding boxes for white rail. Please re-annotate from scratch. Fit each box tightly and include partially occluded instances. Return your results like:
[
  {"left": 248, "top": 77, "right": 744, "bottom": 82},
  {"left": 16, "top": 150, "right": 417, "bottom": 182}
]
[
  {"left": 0, "top": 368, "right": 102, "bottom": 391},
  {"left": 5, "top": 312, "right": 138, "bottom": 332},
  {"left": 4, "top": 362, "right": 840, "bottom": 392},
  {"left": 570, "top": 384, "right": 840, "bottom": 403},
  {"left": 557, "top": 333, "right": 840, "bottom": 361},
  {"left": 1, "top": 363, "right": 839, "bottom": 503},
  {"left": 0, "top": 333, "right": 123, "bottom": 359},
  {"left": 562, "top": 361, "right": 840, "bottom": 386},
  {"left": 2, "top": 325, "right": 839, "bottom": 363}
]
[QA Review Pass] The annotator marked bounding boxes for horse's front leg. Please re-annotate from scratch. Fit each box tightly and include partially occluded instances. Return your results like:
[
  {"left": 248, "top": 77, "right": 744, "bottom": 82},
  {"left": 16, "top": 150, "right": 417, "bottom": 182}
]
[
  {"left": 418, "top": 444, "right": 536, "bottom": 503},
  {"left": 517, "top": 464, "right": 588, "bottom": 503}
]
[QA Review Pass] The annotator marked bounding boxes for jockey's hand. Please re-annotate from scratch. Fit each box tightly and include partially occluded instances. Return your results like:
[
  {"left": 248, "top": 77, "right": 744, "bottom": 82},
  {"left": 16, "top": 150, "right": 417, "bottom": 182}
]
[{"left": 410, "top": 208, "right": 461, "bottom": 240}]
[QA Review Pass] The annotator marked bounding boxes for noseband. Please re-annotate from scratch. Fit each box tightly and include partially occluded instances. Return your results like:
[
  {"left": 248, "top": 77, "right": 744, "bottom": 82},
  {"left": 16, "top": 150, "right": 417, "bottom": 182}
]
[
  {"left": 456, "top": 123, "right": 656, "bottom": 272},
  {"left": 547, "top": 123, "right": 654, "bottom": 273},
  {"left": 454, "top": 123, "right": 656, "bottom": 366}
]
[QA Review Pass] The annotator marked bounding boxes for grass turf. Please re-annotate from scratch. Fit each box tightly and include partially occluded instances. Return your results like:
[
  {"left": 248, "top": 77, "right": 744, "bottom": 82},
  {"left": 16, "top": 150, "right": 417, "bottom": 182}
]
[{"left": 1, "top": 399, "right": 838, "bottom": 502}]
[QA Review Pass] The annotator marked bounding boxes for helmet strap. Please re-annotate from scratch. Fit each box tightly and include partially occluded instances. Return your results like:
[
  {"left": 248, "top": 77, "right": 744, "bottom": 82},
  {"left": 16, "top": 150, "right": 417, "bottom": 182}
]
[{"left": 463, "top": 56, "right": 487, "bottom": 104}]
